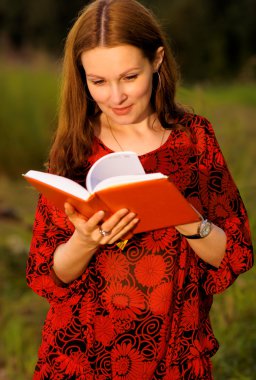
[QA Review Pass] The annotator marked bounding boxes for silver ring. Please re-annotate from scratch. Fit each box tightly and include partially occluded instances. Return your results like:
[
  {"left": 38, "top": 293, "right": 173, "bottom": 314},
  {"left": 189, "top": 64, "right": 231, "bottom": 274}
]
[{"left": 99, "top": 227, "right": 111, "bottom": 237}]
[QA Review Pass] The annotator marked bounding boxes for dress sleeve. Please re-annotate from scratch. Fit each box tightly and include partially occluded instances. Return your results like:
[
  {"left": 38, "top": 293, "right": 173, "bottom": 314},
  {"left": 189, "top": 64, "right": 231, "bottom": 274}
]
[
  {"left": 26, "top": 194, "right": 90, "bottom": 304},
  {"left": 195, "top": 117, "right": 254, "bottom": 295}
]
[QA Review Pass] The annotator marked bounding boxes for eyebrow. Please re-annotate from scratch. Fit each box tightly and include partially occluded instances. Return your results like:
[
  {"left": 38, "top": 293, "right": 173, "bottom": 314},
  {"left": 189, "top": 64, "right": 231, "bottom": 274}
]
[{"left": 86, "top": 67, "right": 142, "bottom": 79}]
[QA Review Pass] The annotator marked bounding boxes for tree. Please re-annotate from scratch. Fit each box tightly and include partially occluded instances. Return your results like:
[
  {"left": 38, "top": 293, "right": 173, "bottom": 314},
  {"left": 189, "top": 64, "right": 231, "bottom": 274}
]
[{"left": 0, "top": 0, "right": 255, "bottom": 81}]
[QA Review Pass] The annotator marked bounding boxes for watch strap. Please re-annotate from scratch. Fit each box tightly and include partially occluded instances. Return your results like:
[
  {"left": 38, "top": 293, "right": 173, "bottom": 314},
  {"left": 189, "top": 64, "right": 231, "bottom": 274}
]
[
  {"left": 181, "top": 219, "right": 212, "bottom": 239},
  {"left": 181, "top": 232, "right": 203, "bottom": 239}
]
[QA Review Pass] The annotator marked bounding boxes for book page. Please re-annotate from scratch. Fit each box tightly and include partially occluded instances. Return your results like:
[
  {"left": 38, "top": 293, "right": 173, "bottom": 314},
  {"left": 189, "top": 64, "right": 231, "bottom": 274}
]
[
  {"left": 93, "top": 173, "right": 167, "bottom": 192},
  {"left": 24, "top": 170, "right": 90, "bottom": 200},
  {"left": 86, "top": 151, "right": 145, "bottom": 193}
]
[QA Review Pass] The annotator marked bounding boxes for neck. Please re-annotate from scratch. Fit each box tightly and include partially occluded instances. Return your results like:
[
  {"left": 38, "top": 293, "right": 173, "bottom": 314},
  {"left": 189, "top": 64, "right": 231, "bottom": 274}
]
[
  {"left": 103, "top": 113, "right": 161, "bottom": 134},
  {"left": 103, "top": 113, "right": 168, "bottom": 153}
]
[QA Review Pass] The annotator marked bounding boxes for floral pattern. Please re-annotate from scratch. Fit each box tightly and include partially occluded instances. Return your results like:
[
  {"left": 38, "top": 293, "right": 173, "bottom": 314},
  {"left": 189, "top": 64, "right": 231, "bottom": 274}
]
[
  {"left": 103, "top": 282, "right": 145, "bottom": 320},
  {"left": 112, "top": 343, "right": 144, "bottom": 379},
  {"left": 135, "top": 254, "right": 166, "bottom": 287},
  {"left": 27, "top": 114, "right": 253, "bottom": 379}
]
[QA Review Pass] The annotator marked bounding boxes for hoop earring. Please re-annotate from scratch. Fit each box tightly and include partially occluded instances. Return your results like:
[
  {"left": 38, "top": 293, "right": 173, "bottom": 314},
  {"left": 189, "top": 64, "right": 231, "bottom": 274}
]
[{"left": 154, "top": 71, "right": 162, "bottom": 92}]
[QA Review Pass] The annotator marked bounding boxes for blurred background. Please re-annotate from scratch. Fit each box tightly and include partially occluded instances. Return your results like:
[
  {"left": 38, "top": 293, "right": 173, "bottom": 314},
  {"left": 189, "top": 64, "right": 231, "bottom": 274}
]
[{"left": 0, "top": 0, "right": 255, "bottom": 379}]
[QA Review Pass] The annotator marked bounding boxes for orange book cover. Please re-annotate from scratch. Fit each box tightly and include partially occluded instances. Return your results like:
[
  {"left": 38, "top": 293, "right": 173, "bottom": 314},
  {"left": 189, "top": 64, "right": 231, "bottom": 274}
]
[{"left": 23, "top": 173, "right": 200, "bottom": 234}]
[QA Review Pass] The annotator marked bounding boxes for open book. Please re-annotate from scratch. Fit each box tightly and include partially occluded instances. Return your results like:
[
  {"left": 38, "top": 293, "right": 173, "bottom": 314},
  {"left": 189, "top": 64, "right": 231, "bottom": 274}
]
[{"left": 23, "top": 151, "right": 200, "bottom": 234}]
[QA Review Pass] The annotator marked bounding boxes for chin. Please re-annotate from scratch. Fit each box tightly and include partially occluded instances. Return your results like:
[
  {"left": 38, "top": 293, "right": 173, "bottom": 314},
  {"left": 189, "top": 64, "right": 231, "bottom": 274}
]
[
  {"left": 112, "top": 111, "right": 149, "bottom": 125},
  {"left": 111, "top": 114, "right": 138, "bottom": 125}
]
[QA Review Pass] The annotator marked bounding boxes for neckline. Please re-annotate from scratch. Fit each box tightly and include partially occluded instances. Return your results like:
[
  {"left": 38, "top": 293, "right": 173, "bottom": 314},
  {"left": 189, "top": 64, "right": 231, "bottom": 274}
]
[{"left": 94, "top": 129, "right": 174, "bottom": 158}]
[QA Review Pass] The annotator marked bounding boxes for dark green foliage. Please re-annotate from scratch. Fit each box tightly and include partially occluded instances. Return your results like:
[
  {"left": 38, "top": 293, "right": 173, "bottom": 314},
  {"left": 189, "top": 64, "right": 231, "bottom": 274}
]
[
  {"left": 0, "top": 0, "right": 89, "bottom": 54},
  {"left": 211, "top": 275, "right": 256, "bottom": 378},
  {"left": 1, "top": 0, "right": 256, "bottom": 81},
  {"left": 149, "top": 0, "right": 256, "bottom": 81},
  {"left": 0, "top": 61, "right": 58, "bottom": 176}
]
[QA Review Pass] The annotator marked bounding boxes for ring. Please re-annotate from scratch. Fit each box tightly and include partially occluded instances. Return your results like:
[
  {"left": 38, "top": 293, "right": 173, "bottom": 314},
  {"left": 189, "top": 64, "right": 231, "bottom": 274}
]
[{"left": 99, "top": 227, "right": 111, "bottom": 237}]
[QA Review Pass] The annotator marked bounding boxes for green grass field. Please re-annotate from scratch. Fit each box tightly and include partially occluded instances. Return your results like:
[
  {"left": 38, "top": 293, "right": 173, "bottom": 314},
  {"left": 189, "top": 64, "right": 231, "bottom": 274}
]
[{"left": 0, "top": 60, "right": 255, "bottom": 379}]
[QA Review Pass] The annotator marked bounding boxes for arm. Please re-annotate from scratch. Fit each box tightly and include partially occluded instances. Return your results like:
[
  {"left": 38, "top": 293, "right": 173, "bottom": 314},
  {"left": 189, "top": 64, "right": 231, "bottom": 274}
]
[
  {"left": 177, "top": 117, "right": 253, "bottom": 294},
  {"left": 27, "top": 195, "right": 138, "bottom": 303},
  {"left": 175, "top": 221, "right": 226, "bottom": 268},
  {"left": 53, "top": 203, "right": 138, "bottom": 283}
]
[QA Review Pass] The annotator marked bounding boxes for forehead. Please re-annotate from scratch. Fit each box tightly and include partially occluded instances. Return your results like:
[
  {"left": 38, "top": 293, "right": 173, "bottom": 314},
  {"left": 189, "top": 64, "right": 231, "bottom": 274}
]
[{"left": 81, "top": 45, "right": 148, "bottom": 76}]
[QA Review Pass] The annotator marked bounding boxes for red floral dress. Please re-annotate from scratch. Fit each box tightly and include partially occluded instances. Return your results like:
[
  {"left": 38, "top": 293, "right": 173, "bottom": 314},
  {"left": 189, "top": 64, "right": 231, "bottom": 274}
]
[{"left": 27, "top": 114, "right": 253, "bottom": 379}]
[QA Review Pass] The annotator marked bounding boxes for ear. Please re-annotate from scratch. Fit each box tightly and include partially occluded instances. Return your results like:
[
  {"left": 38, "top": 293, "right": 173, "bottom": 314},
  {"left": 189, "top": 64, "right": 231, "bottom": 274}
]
[{"left": 153, "top": 47, "right": 164, "bottom": 72}]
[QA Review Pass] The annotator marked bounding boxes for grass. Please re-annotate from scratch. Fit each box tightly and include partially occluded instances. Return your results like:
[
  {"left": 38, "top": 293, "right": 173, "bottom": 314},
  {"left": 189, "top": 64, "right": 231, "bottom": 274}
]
[
  {"left": 0, "top": 179, "right": 49, "bottom": 380},
  {"left": 0, "top": 59, "right": 255, "bottom": 379},
  {"left": 0, "top": 59, "right": 59, "bottom": 176}
]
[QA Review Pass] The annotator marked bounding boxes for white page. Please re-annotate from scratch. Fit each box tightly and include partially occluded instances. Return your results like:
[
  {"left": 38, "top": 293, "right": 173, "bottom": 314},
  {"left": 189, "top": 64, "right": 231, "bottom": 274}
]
[
  {"left": 24, "top": 170, "right": 90, "bottom": 200},
  {"left": 93, "top": 173, "right": 167, "bottom": 192},
  {"left": 86, "top": 151, "right": 145, "bottom": 193}
]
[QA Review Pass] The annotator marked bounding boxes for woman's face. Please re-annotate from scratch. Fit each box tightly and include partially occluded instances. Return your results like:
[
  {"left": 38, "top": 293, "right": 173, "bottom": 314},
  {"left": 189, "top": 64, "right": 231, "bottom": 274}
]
[{"left": 81, "top": 45, "right": 162, "bottom": 125}]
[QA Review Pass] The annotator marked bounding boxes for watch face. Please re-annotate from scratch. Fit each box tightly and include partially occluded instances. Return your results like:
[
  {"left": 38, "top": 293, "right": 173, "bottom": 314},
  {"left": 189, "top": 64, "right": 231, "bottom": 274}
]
[{"left": 200, "top": 220, "right": 212, "bottom": 237}]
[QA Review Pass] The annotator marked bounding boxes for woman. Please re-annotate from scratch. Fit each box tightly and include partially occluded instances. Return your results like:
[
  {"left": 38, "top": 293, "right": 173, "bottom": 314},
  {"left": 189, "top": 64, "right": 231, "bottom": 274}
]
[{"left": 27, "top": 0, "right": 253, "bottom": 379}]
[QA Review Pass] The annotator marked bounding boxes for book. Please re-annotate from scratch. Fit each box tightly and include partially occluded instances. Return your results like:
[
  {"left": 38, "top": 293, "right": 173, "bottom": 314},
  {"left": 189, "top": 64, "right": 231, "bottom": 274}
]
[{"left": 23, "top": 151, "right": 200, "bottom": 234}]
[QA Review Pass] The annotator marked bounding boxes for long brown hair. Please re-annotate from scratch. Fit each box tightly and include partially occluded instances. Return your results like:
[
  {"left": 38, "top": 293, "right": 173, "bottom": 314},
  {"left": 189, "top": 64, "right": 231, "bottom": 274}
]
[{"left": 49, "top": 0, "right": 184, "bottom": 177}]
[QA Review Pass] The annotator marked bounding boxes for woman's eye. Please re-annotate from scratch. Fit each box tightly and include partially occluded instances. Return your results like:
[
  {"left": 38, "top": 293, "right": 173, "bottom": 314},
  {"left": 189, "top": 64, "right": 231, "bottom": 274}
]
[
  {"left": 124, "top": 74, "right": 138, "bottom": 81},
  {"left": 92, "top": 80, "right": 105, "bottom": 86}
]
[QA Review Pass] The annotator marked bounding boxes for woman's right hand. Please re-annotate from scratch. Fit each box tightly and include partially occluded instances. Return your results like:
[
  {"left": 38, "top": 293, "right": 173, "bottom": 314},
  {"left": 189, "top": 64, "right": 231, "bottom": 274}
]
[
  {"left": 64, "top": 202, "right": 139, "bottom": 249},
  {"left": 53, "top": 204, "right": 139, "bottom": 284}
]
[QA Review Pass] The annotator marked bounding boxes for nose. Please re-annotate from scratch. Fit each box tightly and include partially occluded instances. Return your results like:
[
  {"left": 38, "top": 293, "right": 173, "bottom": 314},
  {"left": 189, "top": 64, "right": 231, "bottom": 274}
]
[{"left": 109, "top": 83, "right": 127, "bottom": 105}]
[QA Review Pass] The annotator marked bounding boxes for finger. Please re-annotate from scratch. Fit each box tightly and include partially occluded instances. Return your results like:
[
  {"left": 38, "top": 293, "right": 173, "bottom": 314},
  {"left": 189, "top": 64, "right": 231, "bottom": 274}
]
[
  {"left": 98, "top": 209, "right": 130, "bottom": 232},
  {"left": 100, "top": 212, "right": 138, "bottom": 243},
  {"left": 96, "top": 209, "right": 132, "bottom": 243},
  {"left": 64, "top": 202, "right": 76, "bottom": 217},
  {"left": 64, "top": 203, "right": 89, "bottom": 225},
  {"left": 65, "top": 203, "right": 105, "bottom": 234},
  {"left": 106, "top": 211, "right": 137, "bottom": 236},
  {"left": 108, "top": 217, "right": 139, "bottom": 244},
  {"left": 85, "top": 210, "right": 106, "bottom": 232}
]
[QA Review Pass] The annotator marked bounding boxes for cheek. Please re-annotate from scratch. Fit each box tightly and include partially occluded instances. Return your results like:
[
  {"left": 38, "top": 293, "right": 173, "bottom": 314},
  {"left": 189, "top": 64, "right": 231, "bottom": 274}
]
[
  {"left": 132, "top": 78, "right": 153, "bottom": 101},
  {"left": 87, "top": 84, "right": 108, "bottom": 104}
]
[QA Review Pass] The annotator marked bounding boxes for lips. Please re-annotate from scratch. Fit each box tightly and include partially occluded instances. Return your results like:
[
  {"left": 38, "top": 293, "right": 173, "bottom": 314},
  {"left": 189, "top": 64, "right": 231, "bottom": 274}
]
[{"left": 111, "top": 105, "right": 133, "bottom": 116}]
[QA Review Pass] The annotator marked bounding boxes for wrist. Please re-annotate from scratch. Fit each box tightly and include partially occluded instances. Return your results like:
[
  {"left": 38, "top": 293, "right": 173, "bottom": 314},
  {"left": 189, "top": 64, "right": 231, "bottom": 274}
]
[
  {"left": 176, "top": 221, "right": 201, "bottom": 235},
  {"left": 176, "top": 219, "right": 213, "bottom": 239},
  {"left": 70, "top": 230, "right": 99, "bottom": 254}
]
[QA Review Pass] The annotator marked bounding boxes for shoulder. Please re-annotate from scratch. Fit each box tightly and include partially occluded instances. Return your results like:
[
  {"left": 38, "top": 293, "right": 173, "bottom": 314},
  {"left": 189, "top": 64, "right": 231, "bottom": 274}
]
[
  {"left": 178, "top": 112, "right": 212, "bottom": 130},
  {"left": 177, "top": 112, "right": 217, "bottom": 141}
]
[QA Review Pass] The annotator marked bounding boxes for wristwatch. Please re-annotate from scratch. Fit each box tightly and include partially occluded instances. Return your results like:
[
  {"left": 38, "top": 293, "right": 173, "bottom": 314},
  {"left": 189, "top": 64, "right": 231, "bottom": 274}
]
[{"left": 181, "top": 219, "right": 212, "bottom": 239}]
